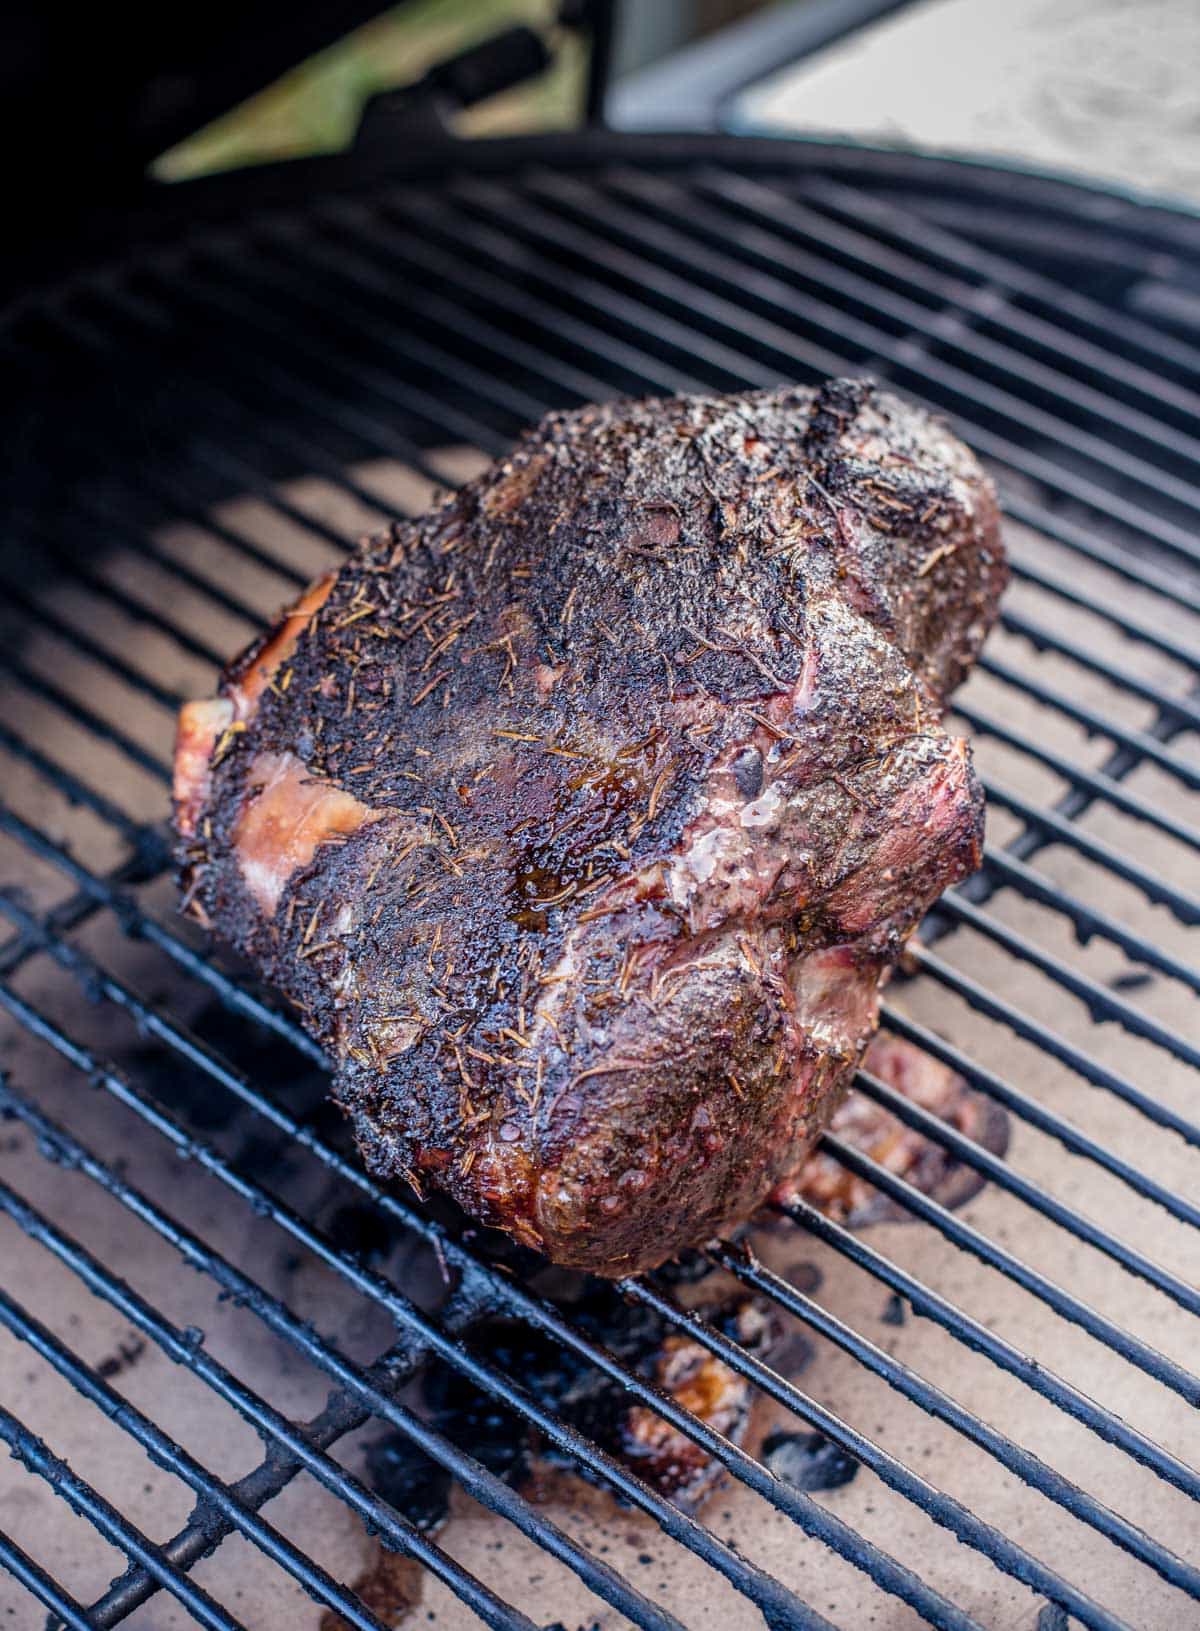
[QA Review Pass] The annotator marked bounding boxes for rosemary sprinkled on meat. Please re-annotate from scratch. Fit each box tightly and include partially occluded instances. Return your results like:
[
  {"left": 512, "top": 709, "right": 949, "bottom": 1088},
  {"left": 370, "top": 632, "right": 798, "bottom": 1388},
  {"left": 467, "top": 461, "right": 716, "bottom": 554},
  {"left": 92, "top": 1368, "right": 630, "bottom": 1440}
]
[{"left": 173, "top": 379, "right": 1004, "bottom": 1275}]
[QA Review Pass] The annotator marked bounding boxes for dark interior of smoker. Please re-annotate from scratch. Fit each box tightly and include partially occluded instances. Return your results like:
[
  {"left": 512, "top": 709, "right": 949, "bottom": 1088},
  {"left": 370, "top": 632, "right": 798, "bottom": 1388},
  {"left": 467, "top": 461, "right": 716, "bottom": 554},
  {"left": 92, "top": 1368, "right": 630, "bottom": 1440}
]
[{"left": 1, "top": 5, "right": 1199, "bottom": 1630}]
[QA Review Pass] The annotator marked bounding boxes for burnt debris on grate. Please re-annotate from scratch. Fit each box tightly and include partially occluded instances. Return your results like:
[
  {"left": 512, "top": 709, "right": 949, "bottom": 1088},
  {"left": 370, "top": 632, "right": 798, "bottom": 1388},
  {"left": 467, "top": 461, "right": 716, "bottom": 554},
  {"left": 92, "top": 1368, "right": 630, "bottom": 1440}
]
[{"left": 0, "top": 148, "right": 1197, "bottom": 1631}]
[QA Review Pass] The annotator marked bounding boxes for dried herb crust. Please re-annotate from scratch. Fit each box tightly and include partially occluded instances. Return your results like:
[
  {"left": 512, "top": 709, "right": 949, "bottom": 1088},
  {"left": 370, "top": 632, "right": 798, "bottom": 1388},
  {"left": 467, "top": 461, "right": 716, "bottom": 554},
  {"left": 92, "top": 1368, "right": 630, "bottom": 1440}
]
[{"left": 177, "top": 379, "right": 1005, "bottom": 1273}]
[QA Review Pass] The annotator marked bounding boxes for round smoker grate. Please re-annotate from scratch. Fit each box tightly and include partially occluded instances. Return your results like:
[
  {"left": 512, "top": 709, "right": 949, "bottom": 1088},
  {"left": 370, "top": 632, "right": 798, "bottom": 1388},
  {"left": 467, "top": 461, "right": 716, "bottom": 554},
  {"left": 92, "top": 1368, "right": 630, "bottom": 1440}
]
[{"left": 0, "top": 137, "right": 1197, "bottom": 1631}]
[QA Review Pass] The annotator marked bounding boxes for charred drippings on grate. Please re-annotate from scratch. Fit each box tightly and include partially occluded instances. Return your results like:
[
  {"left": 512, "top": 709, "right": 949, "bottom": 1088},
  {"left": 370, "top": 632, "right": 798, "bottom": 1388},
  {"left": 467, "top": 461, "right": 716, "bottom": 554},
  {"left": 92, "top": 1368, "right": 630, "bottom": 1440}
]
[
  {"left": 367, "top": 1277, "right": 789, "bottom": 1524},
  {"left": 174, "top": 379, "right": 1005, "bottom": 1275},
  {"left": 785, "top": 1032, "right": 1011, "bottom": 1226}
]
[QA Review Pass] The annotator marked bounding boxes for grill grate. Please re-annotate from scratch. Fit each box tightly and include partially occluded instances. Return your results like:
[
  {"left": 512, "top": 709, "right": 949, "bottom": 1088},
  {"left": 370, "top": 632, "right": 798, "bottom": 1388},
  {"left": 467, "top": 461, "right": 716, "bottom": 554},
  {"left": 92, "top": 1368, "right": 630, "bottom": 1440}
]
[{"left": 0, "top": 142, "right": 1197, "bottom": 1630}]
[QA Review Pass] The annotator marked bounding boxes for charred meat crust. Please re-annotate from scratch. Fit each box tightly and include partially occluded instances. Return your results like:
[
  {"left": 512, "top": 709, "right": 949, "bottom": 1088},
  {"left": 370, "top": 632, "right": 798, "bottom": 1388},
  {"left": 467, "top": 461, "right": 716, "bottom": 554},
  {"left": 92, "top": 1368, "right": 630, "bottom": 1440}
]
[{"left": 174, "top": 380, "right": 1006, "bottom": 1275}]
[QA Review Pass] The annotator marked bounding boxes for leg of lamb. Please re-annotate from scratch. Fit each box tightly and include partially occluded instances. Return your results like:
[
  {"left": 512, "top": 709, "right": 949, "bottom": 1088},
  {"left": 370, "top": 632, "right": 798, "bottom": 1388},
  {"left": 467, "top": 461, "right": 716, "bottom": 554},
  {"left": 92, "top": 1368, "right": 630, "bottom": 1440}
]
[{"left": 173, "top": 379, "right": 1006, "bottom": 1276}]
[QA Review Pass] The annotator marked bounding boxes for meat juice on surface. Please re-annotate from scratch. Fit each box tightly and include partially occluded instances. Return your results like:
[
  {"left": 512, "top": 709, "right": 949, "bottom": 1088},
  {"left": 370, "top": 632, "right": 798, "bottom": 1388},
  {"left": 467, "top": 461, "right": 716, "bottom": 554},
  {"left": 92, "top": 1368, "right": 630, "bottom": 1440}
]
[{"left": 173, "top": 379, "right": 1006, "bottom": 1275}]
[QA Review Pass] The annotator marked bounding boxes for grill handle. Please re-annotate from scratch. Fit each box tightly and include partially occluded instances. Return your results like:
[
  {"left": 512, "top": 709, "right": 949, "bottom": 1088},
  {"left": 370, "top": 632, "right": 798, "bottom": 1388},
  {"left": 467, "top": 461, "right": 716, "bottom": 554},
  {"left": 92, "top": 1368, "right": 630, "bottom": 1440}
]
[{"left": 355, "top": 25, "right": 553, "bottom": 147}]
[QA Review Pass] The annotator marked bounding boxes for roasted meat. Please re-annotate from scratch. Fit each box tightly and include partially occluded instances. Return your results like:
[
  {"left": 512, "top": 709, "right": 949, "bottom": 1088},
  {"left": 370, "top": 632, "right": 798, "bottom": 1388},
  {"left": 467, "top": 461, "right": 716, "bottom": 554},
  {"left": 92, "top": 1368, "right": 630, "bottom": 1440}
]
[{"left": 174, "top": 379, "right": 1005, "bottom": 1275}]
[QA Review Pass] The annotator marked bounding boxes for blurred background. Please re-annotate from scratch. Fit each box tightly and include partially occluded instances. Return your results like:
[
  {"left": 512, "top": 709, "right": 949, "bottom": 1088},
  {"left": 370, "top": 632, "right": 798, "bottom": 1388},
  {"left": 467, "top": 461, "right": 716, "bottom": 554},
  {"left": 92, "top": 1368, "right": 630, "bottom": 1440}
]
[
  {"left": 152, "top": 0, "right": 766, "bottom": 179},
  {"left": 152, "top": 0, "right": 1200, "bottom": 204}
]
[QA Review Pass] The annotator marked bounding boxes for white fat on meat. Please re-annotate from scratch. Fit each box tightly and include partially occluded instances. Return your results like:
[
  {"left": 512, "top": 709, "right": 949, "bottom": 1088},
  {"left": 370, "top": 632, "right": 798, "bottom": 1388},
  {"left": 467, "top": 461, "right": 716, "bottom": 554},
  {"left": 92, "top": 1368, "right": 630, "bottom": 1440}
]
[{"left": 232, "top": 751, "right": 382, "bottom": 916}]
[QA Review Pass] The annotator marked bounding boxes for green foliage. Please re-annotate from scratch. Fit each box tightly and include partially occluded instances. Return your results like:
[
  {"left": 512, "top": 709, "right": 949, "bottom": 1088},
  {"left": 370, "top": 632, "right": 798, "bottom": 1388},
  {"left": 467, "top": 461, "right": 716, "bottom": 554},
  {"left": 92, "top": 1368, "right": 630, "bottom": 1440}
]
[{"left": 155, "top": 0, "right": 583, "bottom": 181}]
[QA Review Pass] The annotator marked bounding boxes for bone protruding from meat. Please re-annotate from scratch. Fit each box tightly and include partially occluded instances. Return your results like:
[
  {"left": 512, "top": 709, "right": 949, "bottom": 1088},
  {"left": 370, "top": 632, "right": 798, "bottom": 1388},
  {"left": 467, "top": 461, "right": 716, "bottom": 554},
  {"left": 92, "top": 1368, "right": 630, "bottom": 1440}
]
[
  {"left": 173, "top": 698, "right": 234, "bottom": 840},
  {"left": 227, "top": 573, "right": 336, "bottom": 716},
  {"left": 172, "top": 574, "right": 335, "bottom": 843}
]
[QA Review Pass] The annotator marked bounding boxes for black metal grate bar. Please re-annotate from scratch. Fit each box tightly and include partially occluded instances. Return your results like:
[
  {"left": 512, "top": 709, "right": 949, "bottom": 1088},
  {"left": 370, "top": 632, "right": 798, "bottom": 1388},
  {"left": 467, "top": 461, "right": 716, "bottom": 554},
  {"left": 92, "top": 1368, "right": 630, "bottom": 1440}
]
[
  {"left": 0, "top": 1041, "right": 1148, "bottom": 1631},
  {"left": 936, "top": 889, "right": 1200, "bottom": 1066},
  {"left": 0, "top": 648, "right": 170, "bottom": 782},
  {"left": 42, "top": 207, "right": 1200, "bottom": 665},
  {"left": 2, "top": 812, "right": 1193, "bottom": 1617},
  {"left": 602, "top": 168, "right": 1200, "bottom": 493},
  {"left": 798, "top": 174, "right": 1200, "bottom": 385},
  {"left": 972, "top": 654, "right": 1198, "bottom": 792},
  {"left": 976, "top": 845, "right": 1200, "bottom": 994},
  {"left": 850, "top": 1065, "right": 1200, "bottom": 1314},
  {"left": 954, "top": 699, "right": 1200, "bottom": 854},
  {"left": 998, "top": 490, "right": 1200, "bottom": 616},
  {"left": 305, "top": 200, "right": 707, "bottom": 399},
  {"left": 0, "top": 723, "right": 151, "bottom": 852},
  {"left": 87, "top": 1339, "right": 444, "bottom": 1630},
  {"left": 0, "top": 902, "right": 1010, "bottom": 1631},
  {"left": 877, "top": 1005, "right": 1200, "bottom": 1232},
  {"left": 0, "top": 799, "right": 1193, "bottom": 1617},
  {"left": 974, "top": 777, "right": 1200, "bottom": 924},
  {"left": 506, "top": 169, "right": 1200, "bottom": 567},
  {"left": 0, "top": 1188, "right": 556, "bottom": 1631},
  {"left": 4, "top": 313, "right": 448, "bottom": 538},
  {"left": 2, "top": 150, "right": 1198, "bottom": 1631},
  {"left": 624, "top": 1271, "right": 1200, "bottom": 1608},
  {"left": 394, "top": 175, "right": 1200, "bottom": 616},
  {"left": 999, "top": 555, "right": 1199, "bottom": 669},
  {"left": 815, "top": 1129, "right": 1199, "bottom": 1408},
  {"left": 1, "top": 792, "right": 1193, "bottom": 1471},
  {"left": 14, "top": 514, "right": 235, "bottom": 670},
  {"left": 0, "top": 1067, "right": 908, "bottom": 1631},
  {"left": 692, "top": 168, "right": 1200, "bottom": 418},
  {"left": 772, "top": 1187, "right": 1199, "bottom": 1496},
  {"left": 0, "top": 1288, "right": 405, "bottom": 1631},
  {"left": 0, "top": 1068, "right": 752, "bottom": 1631},
  {"left": 707, "top": 1238, "right": 1195, "bottom": 1593},
  {"left": 0, "top": 1532, "right": 100, "bottom": 1631},
  {"left": 3, "top": 579, "right": 184, "bottom": 713},
  {"left": 0, "top": 1404, "right": 249, "bottom": 1631},
  {"left": 997, "top": 606, "right": 1200, "bottom": 733},
  {"left": 31, "top": 267, "right": 1200, "bottom": 957},
  {"left": 316, "top": 191, "right": 1200, "bottom": 613},
  {"left": 286, "top": 198, "right": 1200, "bottom": 651},
  {"left": 910, "top": 943, "right": 1200, "bottom": 1147},
  {"left": 0, "top": 880, "right": 1138, "bottom": 1631}
]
